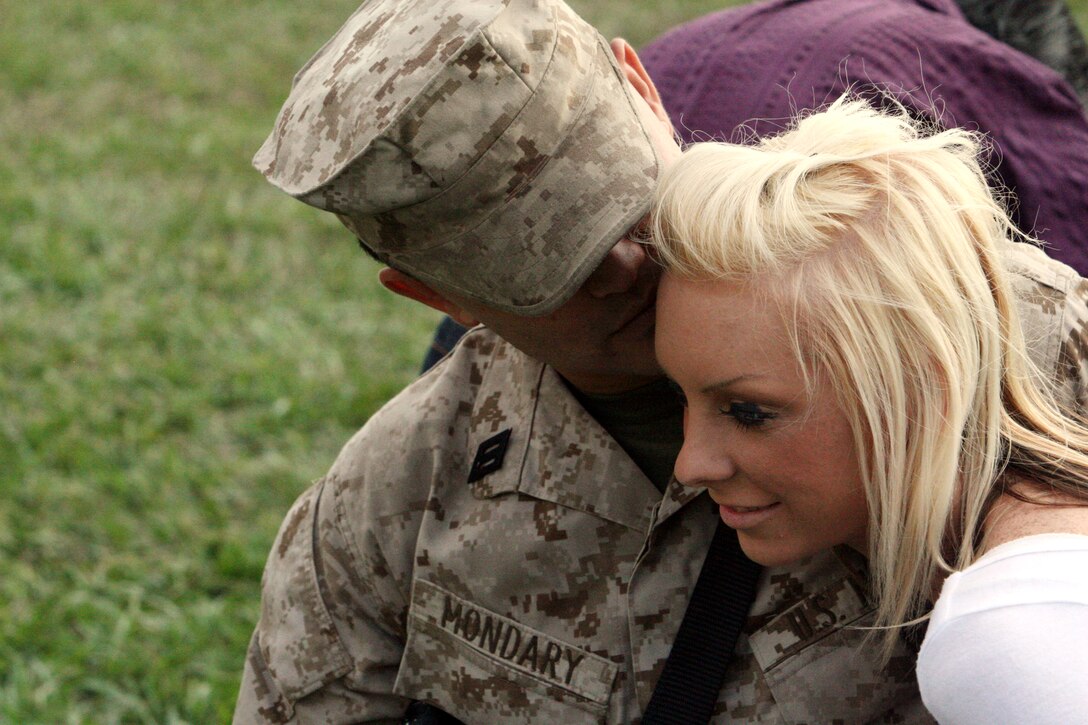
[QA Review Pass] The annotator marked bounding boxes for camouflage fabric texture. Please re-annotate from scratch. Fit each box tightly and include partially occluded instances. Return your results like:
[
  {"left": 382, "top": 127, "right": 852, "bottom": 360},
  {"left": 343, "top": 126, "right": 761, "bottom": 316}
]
[
  {"left": 1003, "top": 239, "right": 1088, "bottom": 412},
  {"left": 234, "top": 328, "right": 927, "bottom": 724},
  {"left": 234, "top": 240, "right": 1088, "bottom": 724},
  {"left": 253, "top": 0, "right": 660, "bottom": 316}
]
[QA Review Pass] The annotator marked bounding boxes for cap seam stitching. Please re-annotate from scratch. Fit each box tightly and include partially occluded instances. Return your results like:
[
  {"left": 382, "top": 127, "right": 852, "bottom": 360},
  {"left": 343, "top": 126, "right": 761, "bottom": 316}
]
[{"left": 374, "top": 14, "right": 556, "bottom": 220}]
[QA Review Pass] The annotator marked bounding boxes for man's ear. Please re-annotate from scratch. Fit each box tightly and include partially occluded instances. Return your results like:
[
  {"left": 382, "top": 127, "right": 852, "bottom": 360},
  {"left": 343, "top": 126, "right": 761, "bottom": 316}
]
[
  {"left": 609, "top": 38, "right": 670, "bottom": 127},
  {"left": 377, "top": 268, "right": 480, "bottom": 327}
]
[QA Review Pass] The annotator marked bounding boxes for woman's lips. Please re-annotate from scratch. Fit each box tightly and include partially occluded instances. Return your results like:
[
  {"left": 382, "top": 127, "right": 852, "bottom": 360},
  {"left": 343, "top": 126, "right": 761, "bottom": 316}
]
[{"left": 718, "top": 502, "right": 781, "bottom": 529}]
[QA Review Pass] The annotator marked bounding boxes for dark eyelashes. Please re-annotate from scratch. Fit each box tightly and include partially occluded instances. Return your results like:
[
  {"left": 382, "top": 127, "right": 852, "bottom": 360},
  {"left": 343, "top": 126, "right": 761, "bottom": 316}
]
[
  {"left": 666, "top": 379, "right": 774, "bottom": 429},
  {"left": 721, "top": 402, "right": 776, "bottom": 429}
]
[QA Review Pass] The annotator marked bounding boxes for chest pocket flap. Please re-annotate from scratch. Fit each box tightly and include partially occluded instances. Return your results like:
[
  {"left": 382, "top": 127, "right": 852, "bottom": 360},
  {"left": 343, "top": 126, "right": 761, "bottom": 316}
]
[
  {"left": 748, "top": 576, "right": 924, "bottom": 723},
  {"left": 394, "top": 579, "right": 617, "bottom": 722}
]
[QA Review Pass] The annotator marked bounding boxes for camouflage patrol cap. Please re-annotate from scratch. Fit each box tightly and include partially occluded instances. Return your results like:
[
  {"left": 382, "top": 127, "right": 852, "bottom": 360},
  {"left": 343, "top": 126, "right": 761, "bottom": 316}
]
[{"left": 255, "top": 0, "right": 662, "bottom": 315}]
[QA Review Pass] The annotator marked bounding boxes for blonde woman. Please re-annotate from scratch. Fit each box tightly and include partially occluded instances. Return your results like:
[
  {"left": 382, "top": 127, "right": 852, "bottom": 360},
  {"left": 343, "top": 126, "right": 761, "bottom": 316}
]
[{"left": 652, "top": 98, "right": 1088, "bottom": 722}]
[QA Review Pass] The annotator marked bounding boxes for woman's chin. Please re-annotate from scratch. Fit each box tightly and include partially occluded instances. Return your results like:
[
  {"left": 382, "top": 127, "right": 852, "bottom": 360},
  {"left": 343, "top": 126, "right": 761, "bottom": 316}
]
[{"left": 736, "top": 535, "right": 814, "bottom": 568}]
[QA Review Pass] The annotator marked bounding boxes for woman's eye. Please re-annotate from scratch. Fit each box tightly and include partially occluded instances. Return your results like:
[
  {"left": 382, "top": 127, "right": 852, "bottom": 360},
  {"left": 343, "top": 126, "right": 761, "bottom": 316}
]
[{"left": 722, "top": 402, "right": 775, "bottom": 429}]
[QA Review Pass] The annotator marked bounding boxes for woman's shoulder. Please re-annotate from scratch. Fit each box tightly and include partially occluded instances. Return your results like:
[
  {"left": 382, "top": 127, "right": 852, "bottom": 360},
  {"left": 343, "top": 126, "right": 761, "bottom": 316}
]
[
  {"left": 917, "top": 525, "right": 1088, "bottom": 723},
  {"left": 981, "top": 484, "right": 1088, "bottom": 552}
]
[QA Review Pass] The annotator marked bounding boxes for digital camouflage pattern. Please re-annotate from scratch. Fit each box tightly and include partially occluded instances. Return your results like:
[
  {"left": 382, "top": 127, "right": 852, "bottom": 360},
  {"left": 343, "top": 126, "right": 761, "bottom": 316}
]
[
  {"left": 253, "top": 0, "right": 660, "bottom": 316},
  {"left": 234, "top": 328, "right": 923, "bottom": 724},
  {"left": 241, "top": 0, "right": 1088, "bottom": 719},
  {"left": 234, "top": 240, "right": 1088, "bottom": 724},
  {"left": 1004, "top": 239, "right": 1088, "bottom": 411}
]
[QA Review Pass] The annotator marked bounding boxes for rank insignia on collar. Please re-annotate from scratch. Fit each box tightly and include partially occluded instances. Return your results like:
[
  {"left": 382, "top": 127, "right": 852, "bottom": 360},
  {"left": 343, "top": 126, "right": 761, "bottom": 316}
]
[{"left": 468, "top": 428, "right": 513, "bottom": 483}]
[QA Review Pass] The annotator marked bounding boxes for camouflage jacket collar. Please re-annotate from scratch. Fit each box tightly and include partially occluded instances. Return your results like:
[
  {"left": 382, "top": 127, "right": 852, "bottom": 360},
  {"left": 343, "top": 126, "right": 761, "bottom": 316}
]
[
  {"left": 657, "top": 477, "right": 706, "bottom": 525},
  {"left": 466, "top": 335, "right": 690, "bottom": 533}
]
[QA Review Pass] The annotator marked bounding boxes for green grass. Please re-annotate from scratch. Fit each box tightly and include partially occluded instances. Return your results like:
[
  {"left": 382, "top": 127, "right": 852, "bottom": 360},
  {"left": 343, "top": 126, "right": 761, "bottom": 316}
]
[
  {"left": 2, "top": 0, "right": 1086, "bottom": 721},
  {"left": 0, "top": 2, "right": 455, "bottom": 721}
]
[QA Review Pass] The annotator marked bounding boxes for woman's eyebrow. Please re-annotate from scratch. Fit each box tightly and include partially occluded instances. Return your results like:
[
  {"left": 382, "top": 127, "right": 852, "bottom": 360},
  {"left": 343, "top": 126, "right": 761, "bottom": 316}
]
[{"left": 701, "top": 374, "right": 765, "bottom": 395}]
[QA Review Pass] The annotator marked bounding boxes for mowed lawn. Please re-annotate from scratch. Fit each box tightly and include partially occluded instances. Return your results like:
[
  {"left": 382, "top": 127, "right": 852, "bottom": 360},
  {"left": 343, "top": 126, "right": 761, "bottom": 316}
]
[{"left": 2, "top": 1, "right": 1085, "bottom": 722}]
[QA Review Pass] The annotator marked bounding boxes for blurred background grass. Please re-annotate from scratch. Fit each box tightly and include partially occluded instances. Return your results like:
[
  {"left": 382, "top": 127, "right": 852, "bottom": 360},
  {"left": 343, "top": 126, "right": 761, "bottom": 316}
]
[{"left": 2, "top": 1, "right": 1086, "bottom": 721}]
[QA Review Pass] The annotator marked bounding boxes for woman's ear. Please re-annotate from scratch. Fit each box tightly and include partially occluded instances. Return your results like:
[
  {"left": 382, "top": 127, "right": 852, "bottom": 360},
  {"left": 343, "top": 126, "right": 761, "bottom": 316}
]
[
  {"left": 609, "top": 38, "right": 670, "bottom": 127},
  {"left": 377, "top": 268, "right": 480, "bottom": 327}
]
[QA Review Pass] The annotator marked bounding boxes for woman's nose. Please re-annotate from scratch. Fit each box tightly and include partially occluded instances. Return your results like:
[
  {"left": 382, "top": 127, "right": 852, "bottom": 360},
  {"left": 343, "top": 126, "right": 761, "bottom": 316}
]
[{"left": 672, "top": 422, "right": 737, "bottom": 488}]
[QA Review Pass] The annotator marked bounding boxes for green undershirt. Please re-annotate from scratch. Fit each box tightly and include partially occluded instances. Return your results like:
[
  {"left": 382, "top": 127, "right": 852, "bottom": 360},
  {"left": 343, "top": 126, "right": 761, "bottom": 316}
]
[{"left": 570, "top": 378, "right": 685, "bottom": 493}]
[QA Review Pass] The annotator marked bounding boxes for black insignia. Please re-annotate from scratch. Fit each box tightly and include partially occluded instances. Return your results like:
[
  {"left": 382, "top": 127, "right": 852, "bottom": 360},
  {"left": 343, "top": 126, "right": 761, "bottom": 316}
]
[{"left": 467, "top": 428, "right": 512, "bottom": 483}]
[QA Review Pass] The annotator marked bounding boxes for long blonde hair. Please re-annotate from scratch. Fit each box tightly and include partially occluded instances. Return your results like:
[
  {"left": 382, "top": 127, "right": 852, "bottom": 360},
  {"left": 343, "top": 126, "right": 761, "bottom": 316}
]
[{"left": 652, "top": 97, "right": 1088, "bottom": 660}]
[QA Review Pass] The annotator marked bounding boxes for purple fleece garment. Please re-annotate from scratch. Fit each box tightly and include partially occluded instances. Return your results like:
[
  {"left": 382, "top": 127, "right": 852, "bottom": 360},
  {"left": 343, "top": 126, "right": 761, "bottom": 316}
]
[{"left": 641, "top": 0, "right": 1088, "bottom": 274}]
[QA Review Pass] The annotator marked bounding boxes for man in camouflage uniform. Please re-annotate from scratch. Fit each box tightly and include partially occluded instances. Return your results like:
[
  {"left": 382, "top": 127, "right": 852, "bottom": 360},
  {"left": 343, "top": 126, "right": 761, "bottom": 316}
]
[{"left": 235, "top": 0, "right": 1088, "bottom": 722}]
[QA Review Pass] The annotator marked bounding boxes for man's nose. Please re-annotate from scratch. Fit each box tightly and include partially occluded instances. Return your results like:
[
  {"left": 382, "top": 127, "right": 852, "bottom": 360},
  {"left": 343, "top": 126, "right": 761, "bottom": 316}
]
[{"left": 583, "top": 237, "right": 653, "bottom": 298}]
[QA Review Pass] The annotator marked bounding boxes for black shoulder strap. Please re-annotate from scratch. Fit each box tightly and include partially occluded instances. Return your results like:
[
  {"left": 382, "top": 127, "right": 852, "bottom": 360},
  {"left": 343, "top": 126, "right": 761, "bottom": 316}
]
[
  {"left": 403, "top": 521, "right": 760, "bottom": 725},
  {"left": 402, "top": 701, "right": 465, "bottom": 725},
  {"left": 641, "top": 521, "right": 763, "bottom": 725}
]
